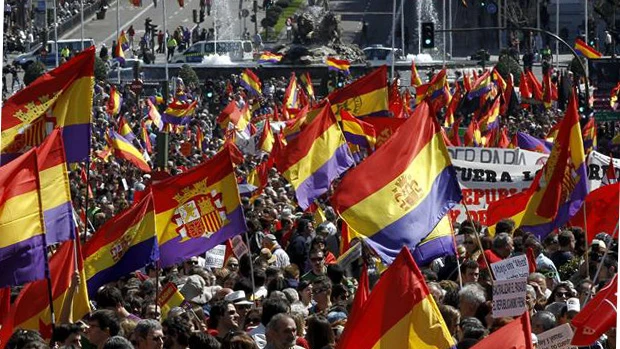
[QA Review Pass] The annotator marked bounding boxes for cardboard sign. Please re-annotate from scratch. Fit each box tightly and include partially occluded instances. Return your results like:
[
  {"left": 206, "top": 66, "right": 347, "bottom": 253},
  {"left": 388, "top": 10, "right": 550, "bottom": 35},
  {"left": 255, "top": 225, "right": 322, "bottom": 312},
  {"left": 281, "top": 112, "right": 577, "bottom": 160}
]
[
  {"left": 231, "top": 235, "right": 249, "bottom": 258},
  {"left": 204, "top": 244, "right": 226, "bottom": 268},
  {"left": 536, "top": 323, "right": 577, "bottom": 349},
  {"left": 492, "top": 277, "right": 527, "bottom": 318},
  {"left": 491, "top": 254, "right": 530, "bottom": 281}
]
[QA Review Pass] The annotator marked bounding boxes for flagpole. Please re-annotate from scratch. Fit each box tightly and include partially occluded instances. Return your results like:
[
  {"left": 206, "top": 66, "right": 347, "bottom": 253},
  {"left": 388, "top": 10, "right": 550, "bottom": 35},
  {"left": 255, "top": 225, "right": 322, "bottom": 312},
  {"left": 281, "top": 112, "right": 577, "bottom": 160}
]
[
  {"left": 243, "top": 232, "right": 257, "bottom": 306},
  {"left": 584, "top": 221, "right": 618, "bottom": 304},
  {"left": 163, "top": 0, "right": 169, "bottom": 92},
  {"left": 116, "top": 0, "right": 121, "bottom": 84},
  {"left": 583, "top": 203, "right": 589, "bottom": 279},
  {"left": 463, "top": 203, "right": 494, "bottom": 281},
  {"left": 400, "top": 0, "right": 405, "bottom": 54},
  {"left": 80, "top": 0, "right": 84, "bottom": 50},
  {"left": 390, "top": 0, "right": 396, "bottom": 79},
  {"left": 54, "top": 0, "right": 59, "bottom": 68}
]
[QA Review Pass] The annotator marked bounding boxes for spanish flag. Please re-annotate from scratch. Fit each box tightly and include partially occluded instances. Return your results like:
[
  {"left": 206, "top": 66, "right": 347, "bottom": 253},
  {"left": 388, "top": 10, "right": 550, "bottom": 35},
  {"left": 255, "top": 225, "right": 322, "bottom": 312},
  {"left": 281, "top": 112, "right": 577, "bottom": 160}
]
[
  {"left": 0, "top": 239, "right": 90, "bottom": 342},
  {"left": 240, "top": 69, "right": 262, "bottom": 96},
  {"left": 152, "top": 147, "right": 248, "bottom": 267},
  {"left": 340, "top": 109, "right": 376, "bottom": 150},
  {"left": 328, "top": 66, "right": 389, "bottom": 117},
  {"left": 574, "top": 38, "right": 602, "bottom": 59},
  {"left": 326, "top": 57, "right": 351, "bottom": 74},
  {"left": 163, "top": 99, "right": 197, "bottom": 125},
  {"left": 331, "top": 101, "right": 462, "bottom": 263},
  {"left": 486, "top": 93, "right": 588, "bottom": 239},
  {"left": 258, "top": 51, "right": 283, "bottom": 64},
  {"left": 336, "top": 247, "right": 455, "bottom": 349},
  {"left": 277, "top": 105, "right": 354, "bottom": 210},
  {"left": 1, "top": 47, "right": 94, "bottom": 164},
  {"left": 411, "top": 59, "right": 423, "bottom": 87},
  {"left": 0, "top": 149, "right": 46, "bottom": 288},
  {"left": 107, "top": 85, "right": 122, "bottom": 116},
  {"left": 107, "top": 130, "right": 151, "bottom": 172},
  {"left": 37, "top": 129, "right": 76, "bottom": 244},
  {"left": 83, "top": 193, "right": 159, "bottom": 296},
  {"left": 158, "top": 282, "right": 187, "bottom": 319}
]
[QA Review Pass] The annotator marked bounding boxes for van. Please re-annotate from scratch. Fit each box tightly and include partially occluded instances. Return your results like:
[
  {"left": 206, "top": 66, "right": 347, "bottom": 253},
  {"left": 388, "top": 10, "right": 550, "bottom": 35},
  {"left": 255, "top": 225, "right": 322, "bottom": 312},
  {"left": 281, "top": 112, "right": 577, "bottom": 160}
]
[
  {"left": 172, "top": 40, "right": 253, "bottom": 63},
  {"left": 13, "top": 39, "right": 95, "bottom": 69}
]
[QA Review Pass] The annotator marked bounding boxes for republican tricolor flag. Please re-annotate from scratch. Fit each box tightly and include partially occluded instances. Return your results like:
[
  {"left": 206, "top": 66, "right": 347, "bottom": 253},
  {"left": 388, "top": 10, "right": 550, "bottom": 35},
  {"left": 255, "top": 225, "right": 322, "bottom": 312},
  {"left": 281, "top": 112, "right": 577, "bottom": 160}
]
[
  {"left": 326, "top": 57, "right": 351, "bottom": 74},
  {"left": 574, "top": 38, "right": 603, "bottom": 59}
]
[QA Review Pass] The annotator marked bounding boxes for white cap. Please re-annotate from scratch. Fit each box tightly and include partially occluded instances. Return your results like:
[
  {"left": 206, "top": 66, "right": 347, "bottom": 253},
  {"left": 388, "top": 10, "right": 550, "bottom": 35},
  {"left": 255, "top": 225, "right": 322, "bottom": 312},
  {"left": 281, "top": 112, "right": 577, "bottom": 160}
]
[{"left": 567, "top": 297, "right": 580, "bottom": 313}]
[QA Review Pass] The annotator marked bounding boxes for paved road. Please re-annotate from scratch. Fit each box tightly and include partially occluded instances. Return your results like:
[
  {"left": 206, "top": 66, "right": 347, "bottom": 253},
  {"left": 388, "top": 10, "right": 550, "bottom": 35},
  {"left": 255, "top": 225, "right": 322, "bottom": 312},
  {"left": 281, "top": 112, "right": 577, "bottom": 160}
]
[{"left": 59, "top": 0, "right": 257, "bottom": 61}]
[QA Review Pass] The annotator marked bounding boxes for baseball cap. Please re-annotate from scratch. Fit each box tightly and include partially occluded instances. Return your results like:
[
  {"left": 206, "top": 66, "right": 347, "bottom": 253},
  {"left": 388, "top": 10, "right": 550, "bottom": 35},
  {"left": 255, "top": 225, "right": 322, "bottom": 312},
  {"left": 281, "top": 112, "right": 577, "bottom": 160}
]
[{"left": 566, "top": 297, "right": 580, "bottom": 314}]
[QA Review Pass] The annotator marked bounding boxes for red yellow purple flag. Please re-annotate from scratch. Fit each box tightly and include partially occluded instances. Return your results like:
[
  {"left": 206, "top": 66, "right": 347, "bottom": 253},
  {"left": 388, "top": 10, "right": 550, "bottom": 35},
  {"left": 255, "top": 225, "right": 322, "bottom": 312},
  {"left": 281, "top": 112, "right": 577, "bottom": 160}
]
[
  {"left": 336, "top": 247, "right": 455, "bottom": 349},
  {"left": 152, "top": 147, "right": 248, "bottom": 267},
  {"left": 1, "top": 47, "right": 94, "bottom": 164},
  {"left": 331, "top": 101, "right": 462, "bottom": 263},
  {"left": 0, "top": 149, "right": 47, "bottom": 288},
  {"left": 0, "top": 239, "right": 90, "bottom": 342},
  {"left": 328, "top": 66, "right": 389, "bottom": 117},
  {"left": 276, "top": 105, "right": 354, "bottom": 210},
  {"left": 486, "top": 93, "right": 588, "bottom": 238}
]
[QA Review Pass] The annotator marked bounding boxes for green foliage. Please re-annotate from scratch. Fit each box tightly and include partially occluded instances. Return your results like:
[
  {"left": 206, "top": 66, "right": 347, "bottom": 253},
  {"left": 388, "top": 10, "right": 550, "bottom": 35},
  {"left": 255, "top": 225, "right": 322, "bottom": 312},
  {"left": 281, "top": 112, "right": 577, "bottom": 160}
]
[
  {"left": 94, "top": 57, "right": 108, "bottom": 82},
  {"left": 496, "top": 51, "right": 523, "bottom": 85},
  {"left": 179, "top": 64, "right": 199, "bottom": 86},
  {"left": 23, "top": 61, "right": 46, "bottom": 86}
]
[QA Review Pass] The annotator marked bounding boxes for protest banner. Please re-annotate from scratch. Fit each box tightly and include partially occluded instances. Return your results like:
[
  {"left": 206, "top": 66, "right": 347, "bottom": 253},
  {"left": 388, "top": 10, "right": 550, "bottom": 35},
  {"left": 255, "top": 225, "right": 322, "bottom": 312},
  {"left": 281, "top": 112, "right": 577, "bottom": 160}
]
[
  {"left": 204, "top": 245, "right": 227, "bottom": 268},
  {"left": 536, "top": 323, "right": 577, "bottom": 349},
  {"left": 449, "top": 159, "right": 541, "bottom": 224},
  {"left": 586, "top": 151, "right": 620, "bottom": 190},
  {"left": 490, "top": 255, "right": 530, "bottom": 281},
  {"left": 447, "top": 147, "right": 549, "bottom": 166},
  {"left": 492, "top": 278, "right": 527, "bottom": 318}
]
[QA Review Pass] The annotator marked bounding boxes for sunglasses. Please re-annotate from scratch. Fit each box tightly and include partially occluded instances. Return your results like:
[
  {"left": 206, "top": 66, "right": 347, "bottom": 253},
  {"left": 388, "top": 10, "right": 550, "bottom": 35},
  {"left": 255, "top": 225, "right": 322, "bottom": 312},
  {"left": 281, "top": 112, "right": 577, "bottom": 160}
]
[
  {"left": 228, "top": 263, "right": 239, "bottom": 267},
  {"left": 556, "top": 291, "right": 570, "bottom": 297}
]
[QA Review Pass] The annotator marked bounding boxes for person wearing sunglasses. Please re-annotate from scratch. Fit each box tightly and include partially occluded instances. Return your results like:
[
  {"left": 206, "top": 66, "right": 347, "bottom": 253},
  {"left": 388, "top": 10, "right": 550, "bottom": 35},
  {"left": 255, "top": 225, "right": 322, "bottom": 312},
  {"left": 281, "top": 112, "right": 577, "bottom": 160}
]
[
  {"left": 546, "top": 282, "right": 575, "bottom": 306},
  {"left": 301, "top": 249, "right": 327, "bottom": 283}
]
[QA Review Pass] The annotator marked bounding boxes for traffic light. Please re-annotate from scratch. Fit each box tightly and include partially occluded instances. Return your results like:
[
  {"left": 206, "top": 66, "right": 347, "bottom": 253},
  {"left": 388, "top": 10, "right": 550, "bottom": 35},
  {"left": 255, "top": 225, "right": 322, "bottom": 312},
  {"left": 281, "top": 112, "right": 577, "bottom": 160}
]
[
  {"left": 193, "top": 9, "right": 198, "bottom": 23},
  {"left": 421, "top": 22, "right": 435, "bottom": 49},
  {"left": 200, "top": 9, "right": 205, "bottom": 22},
  {"left": 250, "top": 14, "right": 256, "bottom": 22}
]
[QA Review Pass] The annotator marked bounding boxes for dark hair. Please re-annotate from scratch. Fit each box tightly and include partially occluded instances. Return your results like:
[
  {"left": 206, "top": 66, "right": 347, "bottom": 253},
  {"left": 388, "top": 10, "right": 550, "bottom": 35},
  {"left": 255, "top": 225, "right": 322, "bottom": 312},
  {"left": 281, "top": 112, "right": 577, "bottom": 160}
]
[
  {"left": 260, "top": 298, "right": 290, "bottom": 326},
  {"left": 305, "top": 315, "right": 335, "bottom": 349},
  {"left": 188, "top": 332, "right": 221, "bottom": 349},
  {"left": 297, "top": 280, "right": 311, "bottom": 292},
  {"left": 90, "top": 309, "right": 121, "bottom": 337},
  {"left": 51, "top": 323, "right": 81, "bottom": 345},
  {"left": 267, "top": 277, "right": 288, "bottom": 295},
  {"left": 558, "top": 231, "right": 574, "bottom": 247},
  {"left": 326, "top": 264, "right": 344, "bottom": 285},
  {"left": 459, "top": 260, "right": 479, "bottom": 274},
  {"left": 208, "top": 300, "right": 234, "bottom": 329},
  {"left": 102, "top": 336, "right": 133, "bottom": 349},
  {"left": 283, "top": 264, "right": 300, "bottom": 279},
  {"left": 253, "top": 268, "right": 266, "bottom": 288},
  {"left": 311, "top": 276, "right": 332, "bottom": 292},
  {"left": 163, "top": 315, "right": 192, "bottom": 346},
  {"left": 474, "top": 301, "right": 493, "bottom": 327},
  {"left": 495, "top": 219, "right": 515, "bottom": 235},
  {"left": 96, "top": 286, "right": 124, "bottom": 309},
  {"left": 221, "top": 331, "right": 259, "bottom": 349},
  {"left": 6, "top": 330, "right": 46, "bottom": 349},
  {"left": 330, "top": 284, "right": 349, "bottom": 303},
  {"left": 233, "top": 277, "right": 254, "bottom": 296}
]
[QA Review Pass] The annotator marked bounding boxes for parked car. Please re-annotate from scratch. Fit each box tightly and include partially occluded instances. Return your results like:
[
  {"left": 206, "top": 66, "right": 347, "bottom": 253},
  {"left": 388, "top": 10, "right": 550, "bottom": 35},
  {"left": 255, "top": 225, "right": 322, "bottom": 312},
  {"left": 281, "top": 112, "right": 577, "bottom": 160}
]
[{"left": 13, "top": 39, "right": 95, "bottom": 69}]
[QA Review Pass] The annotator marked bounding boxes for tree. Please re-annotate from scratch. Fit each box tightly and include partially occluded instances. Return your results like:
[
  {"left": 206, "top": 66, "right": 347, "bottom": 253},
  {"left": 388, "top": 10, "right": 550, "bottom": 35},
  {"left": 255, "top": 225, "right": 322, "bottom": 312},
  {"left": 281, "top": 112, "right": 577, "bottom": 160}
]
[
  {"left": 179, "top": 64, "right": 199, "bottom": 86},
  {"left": 23, "top": 61, "right": 46, "bottom": 86},
  {"left": 496, "top": 49, "right": 523, "bottom": 84},
  {"left": 94, "top": 57, "right": 108, "bottom": 82}
]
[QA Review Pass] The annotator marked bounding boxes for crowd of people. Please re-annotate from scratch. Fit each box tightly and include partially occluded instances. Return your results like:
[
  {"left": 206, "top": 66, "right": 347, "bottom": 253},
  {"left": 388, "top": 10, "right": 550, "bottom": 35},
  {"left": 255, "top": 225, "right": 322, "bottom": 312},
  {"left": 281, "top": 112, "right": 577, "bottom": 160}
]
[{"left": 1, "top": 52, "right": 619, "bottom": 349}]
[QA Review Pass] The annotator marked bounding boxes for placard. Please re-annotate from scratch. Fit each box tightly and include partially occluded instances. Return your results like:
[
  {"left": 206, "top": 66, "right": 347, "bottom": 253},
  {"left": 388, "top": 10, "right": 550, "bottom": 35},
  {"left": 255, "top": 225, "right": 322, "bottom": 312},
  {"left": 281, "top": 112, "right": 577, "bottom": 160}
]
[
  {"left": 536, "top": 323, "right": 577, "bottom": 349},
  {"left": 490, "top": 254, "right": 530, "bottom": 281},
  {"left": 204, "top": 245, "right": 226, "bottom": 268},
  {"left": 231, "top": 235, "right": 249, "bottom": 258},
  {"left": 492, "top": 277, "right": 527, "bottom": 318}
]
